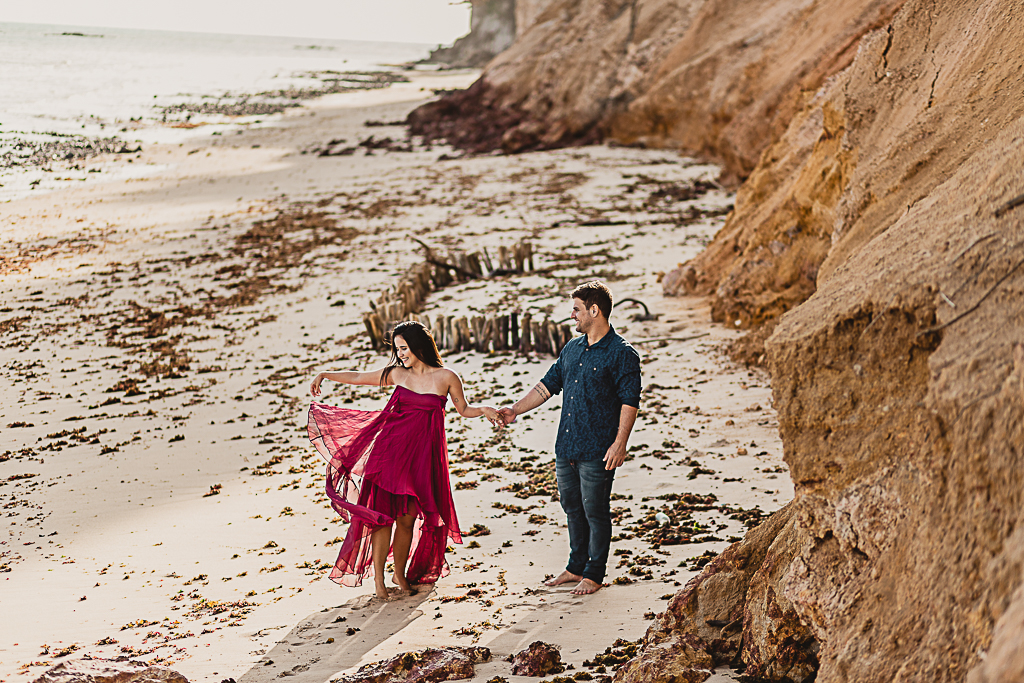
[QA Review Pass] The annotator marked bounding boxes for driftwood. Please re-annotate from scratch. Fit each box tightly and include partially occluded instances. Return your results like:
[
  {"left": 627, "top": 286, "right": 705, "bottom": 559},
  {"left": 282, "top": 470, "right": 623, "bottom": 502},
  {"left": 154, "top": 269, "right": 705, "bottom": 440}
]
[
  {"left": 427, "top": 311, "right": 571, "bottom": 355},
  {"left": 409, "top": 236, "right": 533, "bottom": 280},
  {"left": 362, "top": 238, "right": 565, "bottom": 354}
]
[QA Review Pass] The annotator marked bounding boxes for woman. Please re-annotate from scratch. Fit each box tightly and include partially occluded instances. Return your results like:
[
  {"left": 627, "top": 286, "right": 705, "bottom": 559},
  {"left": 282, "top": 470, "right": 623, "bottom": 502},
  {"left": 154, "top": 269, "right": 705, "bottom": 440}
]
[{"left": 308, "top": 320, "right": 500, "bottom": 599}]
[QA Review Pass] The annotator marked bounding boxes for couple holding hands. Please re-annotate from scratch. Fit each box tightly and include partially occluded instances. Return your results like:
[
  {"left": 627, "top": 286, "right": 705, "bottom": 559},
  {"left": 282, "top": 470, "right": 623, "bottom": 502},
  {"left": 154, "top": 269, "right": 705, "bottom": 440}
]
[{"left": 308, "top": 281, "right": 641, "bottom": 599}]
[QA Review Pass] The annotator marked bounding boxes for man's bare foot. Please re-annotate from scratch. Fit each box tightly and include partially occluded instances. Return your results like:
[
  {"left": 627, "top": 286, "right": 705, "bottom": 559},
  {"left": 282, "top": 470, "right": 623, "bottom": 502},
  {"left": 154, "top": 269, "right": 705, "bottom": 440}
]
[
  {"left": 570, "top": 578, "right": 602, "bottom": 595},
  {"left": 544, "top": 570, "right": 582, "bottom": 587}
]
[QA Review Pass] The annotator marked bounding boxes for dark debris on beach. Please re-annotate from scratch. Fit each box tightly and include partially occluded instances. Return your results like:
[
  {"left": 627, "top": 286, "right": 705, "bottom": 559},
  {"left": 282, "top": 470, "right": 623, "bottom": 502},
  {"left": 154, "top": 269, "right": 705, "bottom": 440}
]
[
  {"left": 0, "top": 133, "right": 140, "bottom": 170},
  {"left": 158, "top": 71, "right": 410, "bottom": 121}
]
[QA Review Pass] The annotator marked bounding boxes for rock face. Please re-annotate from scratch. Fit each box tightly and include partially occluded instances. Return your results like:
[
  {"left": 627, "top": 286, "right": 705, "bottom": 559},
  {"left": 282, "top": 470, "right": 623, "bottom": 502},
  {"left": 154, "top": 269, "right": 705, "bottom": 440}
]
[
  {"left": 425, "top": 0, "right": 517, "bottom": 68},
  {"left": 666, "top": 0, "right": 1024, "bottom": 330},
  {"left": 31, "top": 659, "right": 188, "bottom": 683},
  {"left": 658, "top": 2, "right": 1024, "bottom": 680},
  {"left": 410, "top": 0, "right": 904, "bottom": 170},
  {"left": 767, "top": 117, "right": 1024, "bottom": 682}
]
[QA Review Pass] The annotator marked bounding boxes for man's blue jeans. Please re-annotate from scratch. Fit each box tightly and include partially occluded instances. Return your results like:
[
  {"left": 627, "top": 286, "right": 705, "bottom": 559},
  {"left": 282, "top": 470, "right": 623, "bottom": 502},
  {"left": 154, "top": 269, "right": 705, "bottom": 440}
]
[{"left": 556, "top": 458, "right": 615, "bottom": 584}]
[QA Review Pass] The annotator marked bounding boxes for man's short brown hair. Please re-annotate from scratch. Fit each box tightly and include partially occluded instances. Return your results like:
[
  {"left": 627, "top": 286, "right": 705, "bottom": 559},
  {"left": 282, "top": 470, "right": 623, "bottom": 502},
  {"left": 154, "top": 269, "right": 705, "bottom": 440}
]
[{"left": 572, "top": 281, "right": 613, "bottom": 319}]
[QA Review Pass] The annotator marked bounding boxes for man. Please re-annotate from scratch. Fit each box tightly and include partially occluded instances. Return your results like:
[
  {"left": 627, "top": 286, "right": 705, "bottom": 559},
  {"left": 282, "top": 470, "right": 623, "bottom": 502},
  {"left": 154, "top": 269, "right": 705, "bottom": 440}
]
[{"left": 499, "top": 281, "right": 641, "bottom": 595}]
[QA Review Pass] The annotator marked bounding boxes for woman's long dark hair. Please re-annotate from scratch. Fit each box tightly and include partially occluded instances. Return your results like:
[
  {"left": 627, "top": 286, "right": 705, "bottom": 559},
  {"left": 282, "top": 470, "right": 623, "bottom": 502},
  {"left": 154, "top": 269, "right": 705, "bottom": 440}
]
[{"left": 381, "top": 320, "right": 443, "bottom": 386}]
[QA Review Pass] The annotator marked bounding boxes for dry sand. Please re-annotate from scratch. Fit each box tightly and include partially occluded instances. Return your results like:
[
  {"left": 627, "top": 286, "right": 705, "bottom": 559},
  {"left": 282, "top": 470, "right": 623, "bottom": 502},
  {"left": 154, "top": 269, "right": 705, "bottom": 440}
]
[{"left": 0, "top": 71, "right": 790, "bottom": 682}]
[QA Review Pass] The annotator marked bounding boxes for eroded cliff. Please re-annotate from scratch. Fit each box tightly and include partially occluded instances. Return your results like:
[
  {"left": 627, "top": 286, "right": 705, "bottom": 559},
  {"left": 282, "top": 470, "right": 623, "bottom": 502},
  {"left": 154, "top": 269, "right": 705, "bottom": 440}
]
[
  {"left": 767, "top": 117, "right": 1024, "bottom": 682},
  {"left": 666, "top": 0, "right": 1024, "bottom": 330},
  {"left": 410, "top": 0, "right": 903, "bottom": 176},
  {"left": 643, "top": 0, "right": 1024, "bottom": 681}
]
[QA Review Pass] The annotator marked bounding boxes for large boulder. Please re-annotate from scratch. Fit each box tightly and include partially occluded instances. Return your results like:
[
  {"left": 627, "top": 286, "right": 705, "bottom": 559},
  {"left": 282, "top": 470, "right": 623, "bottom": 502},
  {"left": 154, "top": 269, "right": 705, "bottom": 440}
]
[
  {"left": 334, "top": 647, "right": 491, "bottom": 683},
  {"left": 31, "top": 659, "right": 187, "bottom": 683},
  {"left": 508, "top": 641, "right": 564, "bottom": 676}
]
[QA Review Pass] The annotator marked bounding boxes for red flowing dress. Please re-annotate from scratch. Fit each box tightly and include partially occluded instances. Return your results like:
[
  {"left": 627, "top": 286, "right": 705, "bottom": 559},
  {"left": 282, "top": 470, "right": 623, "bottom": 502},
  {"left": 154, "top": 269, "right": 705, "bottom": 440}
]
[{"left": 307, "top": 386, "right": 462, "bottom": 587}]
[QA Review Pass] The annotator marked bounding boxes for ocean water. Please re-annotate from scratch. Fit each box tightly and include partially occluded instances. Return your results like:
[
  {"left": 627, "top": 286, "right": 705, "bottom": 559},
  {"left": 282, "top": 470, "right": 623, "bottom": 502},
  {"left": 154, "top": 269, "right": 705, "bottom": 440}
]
[{"left": 0, "top": 22, "right": 436, "bottom": 200}]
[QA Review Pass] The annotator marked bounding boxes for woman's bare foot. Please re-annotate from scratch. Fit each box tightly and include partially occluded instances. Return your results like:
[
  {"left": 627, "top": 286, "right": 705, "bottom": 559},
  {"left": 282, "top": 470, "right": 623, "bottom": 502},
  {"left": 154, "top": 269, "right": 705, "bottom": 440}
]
[
  {"left": 544, "top": 570, "right": 582, "bottom": 587},
  {"left": 570, "top": 578, "right": 602, "bottom": 595},
  {"left": 374, "top": 580, "right": 390, "bottom": 600},
  {"left": 391, "top": 574, "right": 417, "bottom": 596}
]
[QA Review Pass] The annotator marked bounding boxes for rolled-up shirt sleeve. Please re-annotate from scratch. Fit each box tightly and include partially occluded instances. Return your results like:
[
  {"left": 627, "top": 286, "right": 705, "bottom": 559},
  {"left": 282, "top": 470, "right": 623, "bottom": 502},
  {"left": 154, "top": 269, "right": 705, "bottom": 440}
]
[
  {"left": 616, "top": 347, "right": 642, "bottom": 408},
  {"left": 540, "top": 357, "right": 563, "bottom": 396}
]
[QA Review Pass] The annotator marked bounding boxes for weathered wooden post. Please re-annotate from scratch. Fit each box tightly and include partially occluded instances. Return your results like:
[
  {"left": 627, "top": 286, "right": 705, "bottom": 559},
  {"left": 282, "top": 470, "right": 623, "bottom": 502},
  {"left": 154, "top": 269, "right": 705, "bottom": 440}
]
[
  {"left": 435, "top": 314, "right": 446, "bottom": 349},
  {"left": 448, "top": 316, "right": 459, "bottom": 351},
  {"left": 481, "top": 247, "right": 494, "bottom": 276},
  {"left": 467, "top": 252, "right": 483, "bottom": 278},
  {"left": 482, "top": 317, "right": 494, "bottom": 353},
  {"left": 470, "top": 316, "right": 483, "bottom": 352},
  {"left": 496, "top": 315, "right": 508, "bottom": 351},
  {"left": 519, "top": 312, "right": 532, "bottom": 353},
  {"left": 532, "top": 320, "right": 547, "bottom": 354}
]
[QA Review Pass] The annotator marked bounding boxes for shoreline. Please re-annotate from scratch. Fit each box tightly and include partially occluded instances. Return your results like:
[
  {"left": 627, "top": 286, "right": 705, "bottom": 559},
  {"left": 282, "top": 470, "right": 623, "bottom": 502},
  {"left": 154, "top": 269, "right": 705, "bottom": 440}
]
[
  {"left": 1, "top": 53, "right": 476, "bottom": 205},
  {"left": 0, "top": 74, "right": 789, "bottom": 683}
]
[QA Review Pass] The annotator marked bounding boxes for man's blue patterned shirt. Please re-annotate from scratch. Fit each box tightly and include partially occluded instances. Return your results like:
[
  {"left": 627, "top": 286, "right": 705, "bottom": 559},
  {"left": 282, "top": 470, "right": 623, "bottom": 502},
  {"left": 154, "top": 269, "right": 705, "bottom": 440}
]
[{"left": 540, "top": 326, "right": 641, "bottom": 461}]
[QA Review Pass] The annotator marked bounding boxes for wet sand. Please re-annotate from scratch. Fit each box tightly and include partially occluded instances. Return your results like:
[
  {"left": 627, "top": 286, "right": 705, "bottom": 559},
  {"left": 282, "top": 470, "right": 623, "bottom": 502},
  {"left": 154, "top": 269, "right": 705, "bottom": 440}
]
[{"left": 0, "top": 70, "right": 790, "bottom": 682}]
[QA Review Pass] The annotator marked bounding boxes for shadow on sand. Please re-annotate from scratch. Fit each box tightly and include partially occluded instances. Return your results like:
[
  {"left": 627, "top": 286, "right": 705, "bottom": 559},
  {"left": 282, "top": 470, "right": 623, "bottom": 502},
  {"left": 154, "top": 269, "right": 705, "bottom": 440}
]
[{"left": 238, "top": 590, "right": 431, "bottom": 683}]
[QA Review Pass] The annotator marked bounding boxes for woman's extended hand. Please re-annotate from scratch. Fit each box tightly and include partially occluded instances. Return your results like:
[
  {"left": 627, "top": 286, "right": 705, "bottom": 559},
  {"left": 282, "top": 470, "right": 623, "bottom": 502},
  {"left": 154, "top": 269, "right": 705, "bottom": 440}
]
[
  {"left": 481, "top": 406, "right": 502, "bottom": 427},
  {"left": 310, "top": 373, "right": 324, "bottom": 398}
]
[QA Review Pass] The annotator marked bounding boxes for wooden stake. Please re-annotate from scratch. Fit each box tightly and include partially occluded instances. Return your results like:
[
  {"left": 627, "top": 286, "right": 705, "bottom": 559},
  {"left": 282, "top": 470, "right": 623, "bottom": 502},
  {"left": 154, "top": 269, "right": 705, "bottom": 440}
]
[{"left": 519, "top": 313, "right": 532, "bottom": 353}]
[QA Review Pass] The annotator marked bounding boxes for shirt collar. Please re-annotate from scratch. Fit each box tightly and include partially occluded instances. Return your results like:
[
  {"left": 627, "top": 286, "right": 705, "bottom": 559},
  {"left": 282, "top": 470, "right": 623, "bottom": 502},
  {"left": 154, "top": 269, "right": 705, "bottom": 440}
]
[{"left": 582, "top": 326, "right": 619, "bottom": 349}]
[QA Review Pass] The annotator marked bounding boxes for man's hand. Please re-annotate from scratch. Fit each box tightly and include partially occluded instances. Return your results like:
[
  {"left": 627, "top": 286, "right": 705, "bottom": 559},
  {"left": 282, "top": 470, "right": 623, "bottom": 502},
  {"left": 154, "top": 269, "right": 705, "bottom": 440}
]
[
  {"left": 603, "top": 440, "right": 627, "bottom": 471},
  {"left": 481, "top": 406, "right": 503, "bottom": 428},
  {"left": 604, "top": 405, "right": 638, "bottom": 470},
  {"left": 497, "top": 407, "right": 517, "bottom": 427}
]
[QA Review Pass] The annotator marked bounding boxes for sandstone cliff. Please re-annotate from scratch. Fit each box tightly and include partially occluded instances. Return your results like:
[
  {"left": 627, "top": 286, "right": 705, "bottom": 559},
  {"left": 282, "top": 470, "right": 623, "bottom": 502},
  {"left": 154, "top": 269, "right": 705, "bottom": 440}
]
[
  {"left": 652, "top": 1, "right": 1024, "bottom": 680},
  {"left": 410, "top": 0, "right": 904, "bottom": 175},
  {"left": 412, "top": 0, "right": 1024, "bottom": 681},
  {"left": 665, "top": 0, "right": 1024, "bottom": 330}
]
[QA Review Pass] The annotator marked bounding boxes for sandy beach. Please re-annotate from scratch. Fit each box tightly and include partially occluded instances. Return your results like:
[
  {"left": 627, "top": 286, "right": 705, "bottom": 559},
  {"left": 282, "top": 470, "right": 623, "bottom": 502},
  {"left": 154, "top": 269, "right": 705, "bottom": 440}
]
[{"left": 0, "top": 70, "right": 791, "bottom": 683}]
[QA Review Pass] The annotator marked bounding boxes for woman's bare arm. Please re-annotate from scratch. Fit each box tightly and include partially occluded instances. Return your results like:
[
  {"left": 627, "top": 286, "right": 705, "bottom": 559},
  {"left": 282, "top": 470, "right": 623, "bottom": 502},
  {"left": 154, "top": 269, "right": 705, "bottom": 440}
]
[
  {"left": 310, "top": 367, "right": 393, "bottom": 397},
  {"left": 445, "top": 371, "right": 500, "bottom": 423}
]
